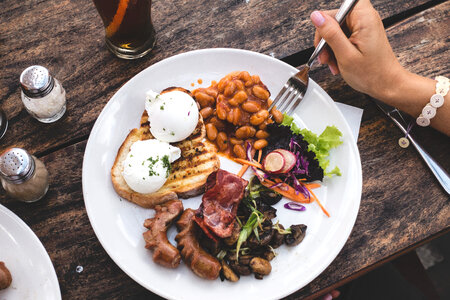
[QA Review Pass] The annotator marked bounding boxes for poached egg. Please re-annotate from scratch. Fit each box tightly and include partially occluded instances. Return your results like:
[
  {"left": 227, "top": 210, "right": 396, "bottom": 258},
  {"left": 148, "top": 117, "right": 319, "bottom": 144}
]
[
  {"left": 122, "top": 139, "right": 181, "bottom": 194},
  {"left": 145, "top": 90, "right": 199, "bottom": 143}
]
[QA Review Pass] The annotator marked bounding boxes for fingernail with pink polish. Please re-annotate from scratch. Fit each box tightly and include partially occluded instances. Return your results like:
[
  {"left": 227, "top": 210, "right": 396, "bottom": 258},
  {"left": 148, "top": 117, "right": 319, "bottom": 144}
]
[
  {"left": 311, "top": 11, "right": 325, "bottom": 27},
  {"left": 322, "top": 294, "right": 333, "bottom": 300},
  {"left": 329, "top": 65, "right": 338, "bottom": 75}
]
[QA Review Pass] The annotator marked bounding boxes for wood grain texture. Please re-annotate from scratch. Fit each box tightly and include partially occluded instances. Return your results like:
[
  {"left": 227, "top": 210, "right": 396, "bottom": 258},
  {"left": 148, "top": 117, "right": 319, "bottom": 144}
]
[
  {"left": 0, "top": 0, "right": 434, "bottom": 156},
  {"left": 0, "top": 1, "right": 449, "bottom": 300}
]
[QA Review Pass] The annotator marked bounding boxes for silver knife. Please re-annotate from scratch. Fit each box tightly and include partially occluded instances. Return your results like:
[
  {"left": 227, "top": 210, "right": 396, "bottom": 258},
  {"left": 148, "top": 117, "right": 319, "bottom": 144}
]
[{"left": 372, "top": 98, "right": 450, "bottom": 195}]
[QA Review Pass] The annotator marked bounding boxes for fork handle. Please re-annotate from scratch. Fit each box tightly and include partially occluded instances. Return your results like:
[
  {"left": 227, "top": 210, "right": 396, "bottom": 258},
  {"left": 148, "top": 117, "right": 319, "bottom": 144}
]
[{"left": 307, "top": 0, "right": 359, "bottom": 67}]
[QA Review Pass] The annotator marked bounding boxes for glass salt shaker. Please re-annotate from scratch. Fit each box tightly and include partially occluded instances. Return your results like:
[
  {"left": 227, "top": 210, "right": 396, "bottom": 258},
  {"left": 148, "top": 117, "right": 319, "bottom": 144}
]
[
  {"left": 0, "top": 148, "right": 49, "bottom": 203},
  {"left": 20, "top": 66, "right": 66, "bottom": 123}
]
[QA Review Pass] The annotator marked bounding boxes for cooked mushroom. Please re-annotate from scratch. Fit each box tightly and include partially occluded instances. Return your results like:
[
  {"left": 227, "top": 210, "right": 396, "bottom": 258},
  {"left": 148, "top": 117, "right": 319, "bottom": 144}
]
[
  {"left": 223, "top": 220, "right": 241, "bottom": 246},
  {"left": 256, "top": 189, "right": 282, "bottom": 206},
  {"left": 263, "top": 249, "right": 276, "bottom": 261},
  {"left": 238, "top": 255, "right": 253, "bottom": 266},
  {"left": 285, "top": 224, "right": 307, "bottom": 246},
  {"left": 221, "top": 261, "right": 239, "bottom": 282},
  {"left": 249, "top": 257, "right": 272, "bottom": 275},
  {"left": 271, "top": 224, "right": 285, "bottom": 248},
  {"left": 229, "top": 261, "right": 252, "bottom": 276},
  {"left": 248, "top": 227, "right": 274, "bottom": 248}
]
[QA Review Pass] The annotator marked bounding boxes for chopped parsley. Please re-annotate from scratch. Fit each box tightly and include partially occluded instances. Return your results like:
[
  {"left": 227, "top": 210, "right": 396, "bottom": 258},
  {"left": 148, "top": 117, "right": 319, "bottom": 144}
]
[
  {"left": 160, "top": 105, "right": 164, "bottom": 110},
  {"left": 147, "top": 156, "right": 160, "bottom": 176},
  {"left": 162, "top": 155, "right": 171, "bottom": 178},
  {"left": 170, "top": 131, "right": 175, "bottom": 136}
]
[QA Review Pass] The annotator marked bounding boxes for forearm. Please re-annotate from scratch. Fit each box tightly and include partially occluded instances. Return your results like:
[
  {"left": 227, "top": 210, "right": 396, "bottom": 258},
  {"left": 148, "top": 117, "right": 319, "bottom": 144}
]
[{"left": 378, "top": 69, "right": 450, "bottom": 136}]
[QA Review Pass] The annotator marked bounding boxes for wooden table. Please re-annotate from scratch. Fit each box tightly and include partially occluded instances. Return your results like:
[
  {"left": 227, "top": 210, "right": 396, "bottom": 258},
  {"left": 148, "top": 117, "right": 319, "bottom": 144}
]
[{"left": 0, "top": 0, "right": 448, "bottom": 299}]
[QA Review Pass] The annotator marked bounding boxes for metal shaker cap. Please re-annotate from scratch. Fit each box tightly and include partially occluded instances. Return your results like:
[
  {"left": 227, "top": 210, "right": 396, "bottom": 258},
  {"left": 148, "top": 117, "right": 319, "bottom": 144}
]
[
  {"left": 0, "top": 148, "right": 35, "bottom": 183},
  {"left": 20, "top": 66, "right": 55, "bottom": 98}
]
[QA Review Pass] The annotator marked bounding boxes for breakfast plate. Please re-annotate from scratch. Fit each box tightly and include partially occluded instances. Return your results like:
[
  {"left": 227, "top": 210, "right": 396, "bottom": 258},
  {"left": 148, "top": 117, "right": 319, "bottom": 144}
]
[
  {"left": 0, "top": 204, "right": 61, "bottom": 300},
  {"left": 83, "top": 48, "right": 362, "bottom": 299}
]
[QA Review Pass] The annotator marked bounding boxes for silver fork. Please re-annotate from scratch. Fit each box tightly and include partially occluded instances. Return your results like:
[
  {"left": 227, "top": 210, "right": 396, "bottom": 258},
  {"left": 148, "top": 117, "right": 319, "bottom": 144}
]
[{"left": 268, "top": 0, "right": 359, "bottom": 116}]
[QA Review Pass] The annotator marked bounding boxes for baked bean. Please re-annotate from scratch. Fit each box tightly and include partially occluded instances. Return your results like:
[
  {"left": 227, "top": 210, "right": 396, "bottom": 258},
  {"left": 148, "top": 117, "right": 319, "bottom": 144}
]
[
  {"left": 252, "top": 86, "right": 270, "bottom": 100},
  {"left": 206, "top": 123, "right": 218, "bottom": 141},
  {"left": 252, "top": 75, "right": 261, "bottom": 84},
  {"left": 239, "top": 71, "right": 251, "bottom": 82},
  {"left": 228, "top": 98, "right": 239, "bottom": 106},
  {"left": 256, "top": 130, "right": 269, "bottom": 139},
  {"left": 230, "top": 138, "right": 244, "bottom": 145},
  {"left": 231, "top": 108, "right": 241, "bottom": 125},
  {"left": 233, "top": 144, "right": 247, "bottom": 159},
  {"left": 254, "top": 139, "right": 268, "bottom": 150},
  {"left": 271, "top": 108, "right": 283, "bottom": 124},
  {"left": 235, "top": 80, "right": 245, "bottom": 91},
  {"left": 196, "top": 92, "right": 214, "bottom": 107},
  {"left": 233, "top": 91, "right": 248, "bottom": 104},
  {"left": 205, "top": 88, "right": 218, "bottom": 98},
  {"left": 218, "top": 79, "right": 229, "bottom": 93},
  {"left": 210, "top": 117, "right": 226, "bottom": 131},
  {"left": 224, "top": 81, "right": 236, "bottom": 97},
  {"left": 259, "top": 122, "right": 268, "bottom": 130},
  {"left": 250, "top": 114, "right": 265, "bottom": 126},
  {"left": 216, "top": 132, "right": 228, "bottom": 151},
  {"left": 226, "top": 111, "right": 234, "bottom": 123},
  {"left": 217, "top": 103, "right": 228, "bottom": 120},
  {"left": 200, "top": 107, "right": 213, "bottom": 119},
  {"left": 256, "top": 109, "right": 269, "bottom": 119},
  {"left": 235, "top": 126, "right": 256, "bottom": 139},
  {"left": 242, "top": 101, "right": 261, "bottom": 113},
  {"left": 244, "top": 80, "right": 253, "bottom": 87}
]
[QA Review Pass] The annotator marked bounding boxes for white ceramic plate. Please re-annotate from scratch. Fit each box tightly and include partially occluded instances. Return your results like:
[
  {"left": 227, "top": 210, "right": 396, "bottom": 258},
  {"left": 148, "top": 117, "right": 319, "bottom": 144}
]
[
  {"left": 83, "top": 48, "right": 362, "bottom": 300},
  {"left": 0, "top": 204, "right": 61, "bottom": 300}
]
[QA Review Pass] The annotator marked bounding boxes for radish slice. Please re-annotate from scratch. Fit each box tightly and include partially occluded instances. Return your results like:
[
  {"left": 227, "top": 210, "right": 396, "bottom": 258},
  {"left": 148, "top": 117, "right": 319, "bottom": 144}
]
[
  {"left": 263, "top": 151, "right": 285, "bottom": 173},
  {"left": 273, "top": 149, "right": 296, "bottom": 173}
]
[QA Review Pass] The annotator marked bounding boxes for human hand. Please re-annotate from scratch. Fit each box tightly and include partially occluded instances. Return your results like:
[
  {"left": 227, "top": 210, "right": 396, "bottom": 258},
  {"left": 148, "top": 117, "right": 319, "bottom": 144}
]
[{"left": 310, "top": 0, "right": 405, "bottom": 102}]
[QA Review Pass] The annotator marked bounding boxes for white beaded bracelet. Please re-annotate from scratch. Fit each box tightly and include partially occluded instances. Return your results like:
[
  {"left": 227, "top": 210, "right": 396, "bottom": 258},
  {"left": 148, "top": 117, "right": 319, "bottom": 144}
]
[{"left": 416, "top": 76, "right": 449, "bottom": 127}]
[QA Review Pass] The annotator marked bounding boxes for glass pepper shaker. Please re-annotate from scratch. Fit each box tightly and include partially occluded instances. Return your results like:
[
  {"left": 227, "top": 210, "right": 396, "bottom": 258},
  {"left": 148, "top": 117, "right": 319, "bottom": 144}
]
[
  {"left": 0, "top": 148, "right": 49, "bottom": 203},
  {"left": 20, "top": 66, "right": 66, "bottom": 123}
]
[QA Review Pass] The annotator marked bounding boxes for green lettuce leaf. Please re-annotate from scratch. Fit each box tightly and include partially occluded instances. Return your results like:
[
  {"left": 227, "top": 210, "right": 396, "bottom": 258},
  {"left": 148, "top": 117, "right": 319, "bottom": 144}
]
[{"left": 282, "top": 114, "right": 343, "bottom": 177}]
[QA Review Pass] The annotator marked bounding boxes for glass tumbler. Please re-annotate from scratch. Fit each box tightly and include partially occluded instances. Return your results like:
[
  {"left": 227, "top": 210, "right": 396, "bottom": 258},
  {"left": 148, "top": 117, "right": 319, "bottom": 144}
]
[{"left": 93, "top": 0, "right": 156, "bottom": 60}]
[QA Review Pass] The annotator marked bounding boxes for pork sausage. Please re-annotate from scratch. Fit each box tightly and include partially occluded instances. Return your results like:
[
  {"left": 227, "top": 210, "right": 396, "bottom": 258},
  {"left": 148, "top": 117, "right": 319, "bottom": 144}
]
[
  {"left": 175, "top": 209, "right": 221, "bottom": 280},
  {"left": 0, "top": 262, "right": 12, "bottom": 290},
  {"left": 143, "top": 200, "right": 184, "bottom": 268}
]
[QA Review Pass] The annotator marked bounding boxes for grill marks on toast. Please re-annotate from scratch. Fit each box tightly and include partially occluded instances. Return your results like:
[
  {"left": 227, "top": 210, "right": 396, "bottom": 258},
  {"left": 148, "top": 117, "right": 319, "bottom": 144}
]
[{"left": 111, "top": 88, "right": 220, "bottom": 208}]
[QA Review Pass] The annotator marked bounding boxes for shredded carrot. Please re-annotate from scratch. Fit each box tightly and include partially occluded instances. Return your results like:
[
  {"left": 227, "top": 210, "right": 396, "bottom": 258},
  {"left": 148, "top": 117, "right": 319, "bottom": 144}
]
[
  {"left": 306, "top": 186, "right": 330, "bottom": 217},
  {"left": 257, "top": 150, "right": 262, "bottom": 163},
  {"left": 237, "top": 164, "right": 249, "bottom": 178},
  {"left": 105, "top": 0, "right": 130, "bottom": 38},
  {"left": 304, "top": 183, "right": 321, "bottom": 189},
  {"left": 260, "top": 179, "right": 312, "bottom": 203},
  {"left": 234, "top": 158, "right": 263, "bottom": 169}
]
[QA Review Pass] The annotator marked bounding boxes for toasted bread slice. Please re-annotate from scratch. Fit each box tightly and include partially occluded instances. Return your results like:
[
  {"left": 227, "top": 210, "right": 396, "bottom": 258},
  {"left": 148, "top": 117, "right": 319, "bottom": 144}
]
[{"left": 111, "top": 87, "right": 220, "bottom": 208}]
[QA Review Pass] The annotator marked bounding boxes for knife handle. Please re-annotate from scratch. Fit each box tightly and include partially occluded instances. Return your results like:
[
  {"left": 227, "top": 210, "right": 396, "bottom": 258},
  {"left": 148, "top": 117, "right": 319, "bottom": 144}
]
[{"left": 388, "top": 116, "right": 450, "bottom": 195}]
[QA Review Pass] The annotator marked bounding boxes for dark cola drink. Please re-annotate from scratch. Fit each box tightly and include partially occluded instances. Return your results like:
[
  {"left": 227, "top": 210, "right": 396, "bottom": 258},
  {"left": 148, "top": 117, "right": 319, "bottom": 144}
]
[{"left": 93, "top": 0, "right": 156, "bottom": 59}]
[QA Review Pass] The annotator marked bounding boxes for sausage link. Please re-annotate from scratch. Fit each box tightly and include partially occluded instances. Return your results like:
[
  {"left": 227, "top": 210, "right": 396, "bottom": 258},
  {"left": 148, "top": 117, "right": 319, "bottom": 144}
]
[{"left": 175, "top": 209, "right": 221, "bottom": 280}]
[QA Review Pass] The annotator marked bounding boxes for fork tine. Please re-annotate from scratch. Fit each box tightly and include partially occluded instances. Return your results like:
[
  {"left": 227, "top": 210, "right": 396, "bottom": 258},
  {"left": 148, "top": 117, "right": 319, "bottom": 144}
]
[
  {"left": 278, "top": 88, "right": 298, "bottom": 113},
  {"left": 268, "top": 83, "right": 290, "bottom": 112},
  {"left": 285, "top": 92, "right": 305, "bottom": 116}
]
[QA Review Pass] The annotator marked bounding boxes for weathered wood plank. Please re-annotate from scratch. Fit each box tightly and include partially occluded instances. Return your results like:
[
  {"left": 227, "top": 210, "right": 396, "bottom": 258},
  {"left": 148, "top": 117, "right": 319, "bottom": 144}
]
[
  {"left": 0, "top": 0, "right": 435, "bottom": 155},
  {"left": 0, "top": 1, "right": 448, "bottom": 300}
]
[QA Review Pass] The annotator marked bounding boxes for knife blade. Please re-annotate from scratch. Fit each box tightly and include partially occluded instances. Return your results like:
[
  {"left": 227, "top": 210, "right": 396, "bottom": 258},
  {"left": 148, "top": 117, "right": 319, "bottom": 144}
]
[{"left": 370, "top": 98, "right": 450, "bottom": 195}]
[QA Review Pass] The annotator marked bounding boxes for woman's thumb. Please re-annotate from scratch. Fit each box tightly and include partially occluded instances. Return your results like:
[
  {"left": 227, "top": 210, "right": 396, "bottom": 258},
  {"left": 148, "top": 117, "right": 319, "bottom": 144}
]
[{"left": 310, "top": 11, "right": 356, "bottom": 59}]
